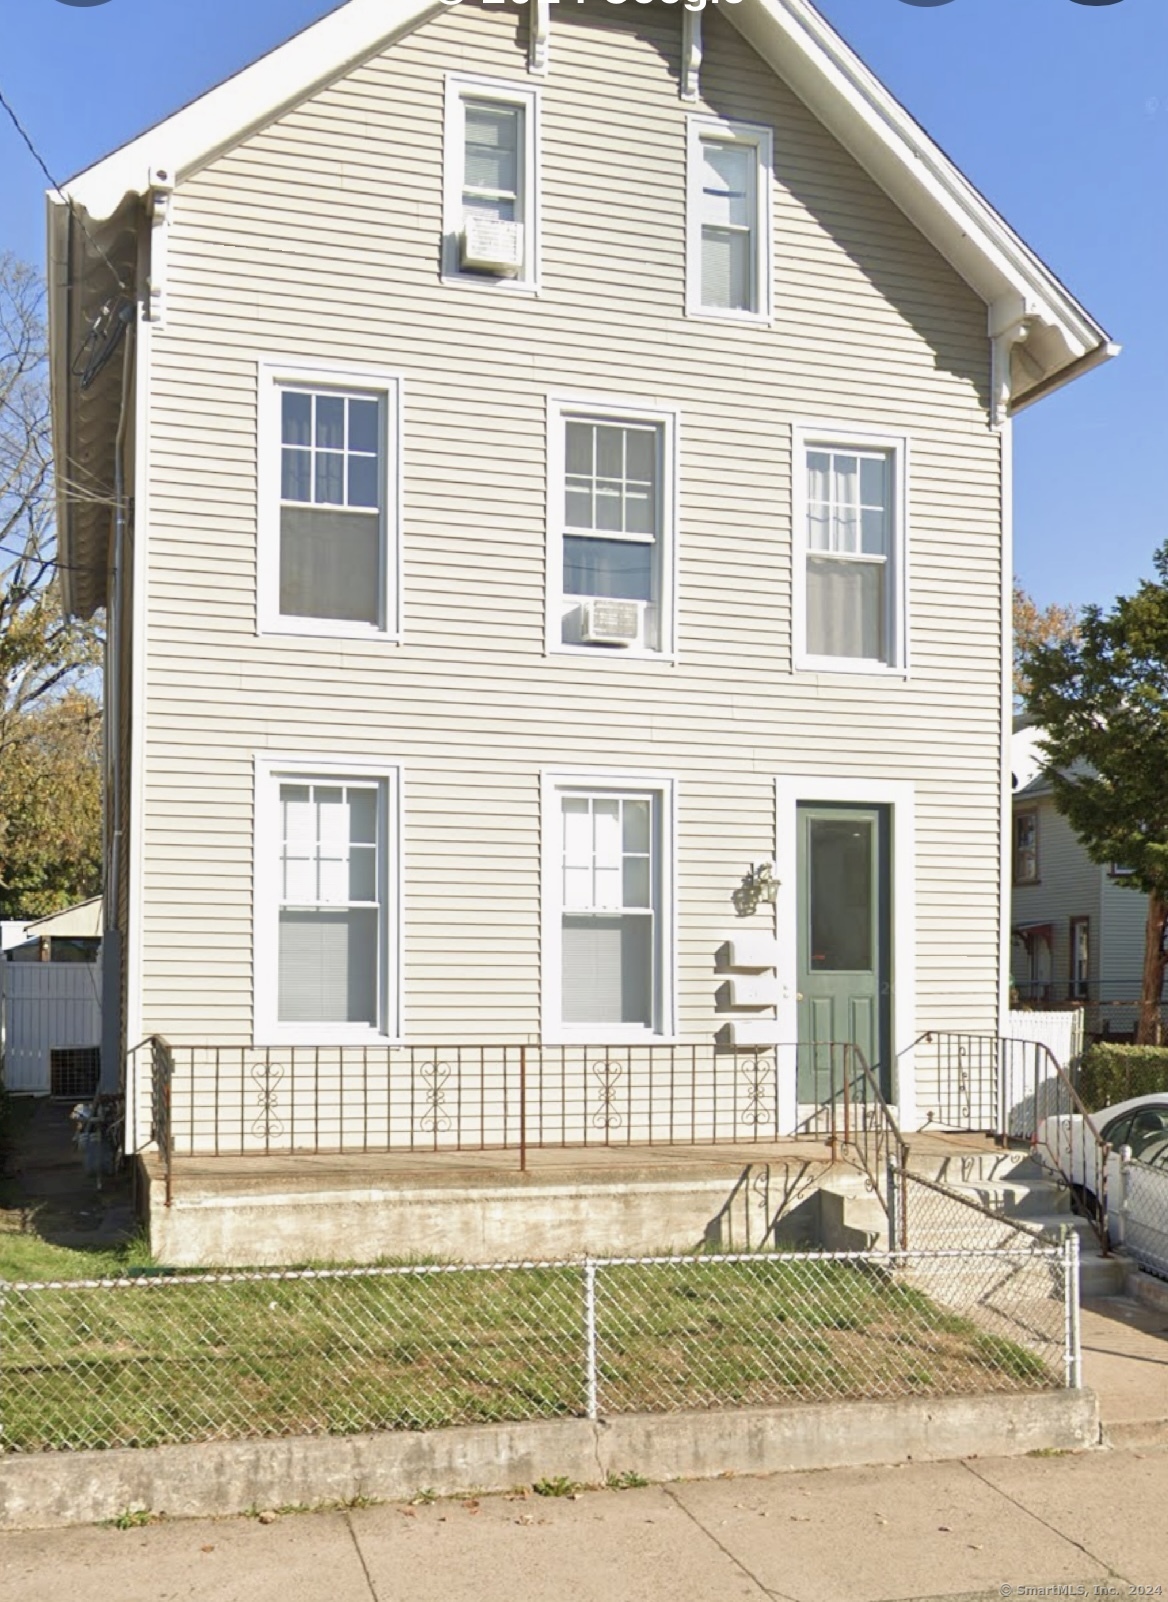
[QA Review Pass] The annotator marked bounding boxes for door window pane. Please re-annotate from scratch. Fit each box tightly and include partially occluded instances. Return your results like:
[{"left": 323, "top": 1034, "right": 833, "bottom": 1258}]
[{"left": 809, "top": 818, "right": 874, "bottom": 973}]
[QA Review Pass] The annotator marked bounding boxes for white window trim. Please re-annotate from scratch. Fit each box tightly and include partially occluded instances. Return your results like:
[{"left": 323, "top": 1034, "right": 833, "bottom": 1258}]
[
  {"left": 442, "top": 74, "right": 541, "bottom": 294},
  {"left": 257, "top": 358, "right": 403, "bottom": 642},
  {"left": 686, "top": 115, "right": 773, "bottom": 325},
  {"left": 545, "top": 395, "right": 680, "bottom": 663},
  {"left": 541, "top": 769, "right": 678, "bottom": 1046},
  {"left": 774, "top": 775, "right": 917, "bottom": 1133},
  {"left": 791, "top": 422, "right": 910, "bottom": 677},
  {"left": 254, "top": 754, "right": 404, "bottom": 1047}
]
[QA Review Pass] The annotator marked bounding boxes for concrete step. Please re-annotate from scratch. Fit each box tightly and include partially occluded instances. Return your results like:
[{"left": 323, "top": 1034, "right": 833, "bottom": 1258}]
[
  {"left": 903, "top": 1145, "right": 1035, "bottom": 1185},
  {"left": 938, "top": 1176, "right": 1071, "bottom": 1221},
  {"left": 1081, "top": 1255, "right": 1129, "bottom": 1298},
  {"left": 1023, "top": 1211, "right": 1099, "bottom": 1246}
]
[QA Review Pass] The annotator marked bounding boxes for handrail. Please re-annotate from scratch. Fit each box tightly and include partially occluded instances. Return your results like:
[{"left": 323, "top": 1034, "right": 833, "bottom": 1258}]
[
  {"left": 802, "top": 1041, "right": 909, "bottom": 1245},
  {"left": 843, "top": 1044, "right": 910, "bottom": 1249},
  {"left": 895, "top": 1031, "right": 1111, "bottom": 1253},
  {"left": 150, "top": 1035, "right": 175, "bottom": 1209}
]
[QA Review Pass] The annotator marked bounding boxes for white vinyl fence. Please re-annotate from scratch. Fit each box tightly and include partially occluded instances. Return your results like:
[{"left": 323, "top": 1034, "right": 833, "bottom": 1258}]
[
  {"left": 999, "top": 1010, "right": 1086, "bottom": 1138},
  {"left": 0, "top": 961, "right": 102, "bottom": 1094},
  {"left": 1006, "top": 1009, "right": 1084, "bottom": 1071}
]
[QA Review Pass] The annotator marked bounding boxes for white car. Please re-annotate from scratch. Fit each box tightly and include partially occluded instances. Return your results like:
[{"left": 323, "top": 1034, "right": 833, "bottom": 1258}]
[{"left": 1035, "top": 1094, "right": 1168, "bottom": 1222}]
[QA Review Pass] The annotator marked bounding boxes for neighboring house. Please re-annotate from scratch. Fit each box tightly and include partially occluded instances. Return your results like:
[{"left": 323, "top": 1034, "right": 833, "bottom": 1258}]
[
  {"left": 0, "top": 898, "right": 103, "bottom": 1097},
  {"left": 3, "top": 898, "right": 104, "bottom": 965},
  {"left": 46, "top": 0, "right": 1113, "bottom": 1156},
  {"left": 1011, "top": 721, "right": 1152, "bottom": 1036}
]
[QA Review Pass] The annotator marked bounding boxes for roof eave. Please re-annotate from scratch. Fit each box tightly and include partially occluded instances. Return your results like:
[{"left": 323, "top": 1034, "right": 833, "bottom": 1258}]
[
  {"left": 63, "top": 0, "right": 445, "bottom": 222},
  {"left": 729, "top": 0, "right": 1114, "bottom": 400}
]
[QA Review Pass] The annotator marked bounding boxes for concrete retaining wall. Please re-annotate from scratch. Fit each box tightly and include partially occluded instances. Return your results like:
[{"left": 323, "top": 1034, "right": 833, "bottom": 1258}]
[
  {"left": 0, "top": 1391, "right": 1098, "bottom": 1531},
  {"left": 145, "top": 1161, "right": 826, "bottom": 1267}
]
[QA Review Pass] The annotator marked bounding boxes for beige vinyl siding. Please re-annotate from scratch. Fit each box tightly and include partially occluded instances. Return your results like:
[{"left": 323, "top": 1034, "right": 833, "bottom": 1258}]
[{"left": 134, "top": 1, "right": 1003, "bottom": 1111}]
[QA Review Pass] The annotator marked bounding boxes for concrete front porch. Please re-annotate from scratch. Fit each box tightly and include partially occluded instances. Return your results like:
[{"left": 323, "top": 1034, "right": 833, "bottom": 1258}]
[{"left": 139, "top": 1132, "right": 1043, "bottom": 1269}]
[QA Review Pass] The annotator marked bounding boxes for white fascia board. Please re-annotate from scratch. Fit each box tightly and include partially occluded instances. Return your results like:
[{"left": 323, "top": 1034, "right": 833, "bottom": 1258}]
[
  {"left": 727, "top": 0, "right": 1111, "bottom": 365},
  {"left": 65, "top": 0, "right": 446, "bottom": 221}
]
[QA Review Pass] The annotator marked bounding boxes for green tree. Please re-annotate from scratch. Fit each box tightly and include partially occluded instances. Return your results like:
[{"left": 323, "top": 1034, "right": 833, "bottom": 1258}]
[
  {"left": 1022, "top": 546, "right": 1168, "bottom": 1044},
  {"left": 0, "top": 690, "right": 101, "bottom": 918},
  {"left": 0, "top": 254, "right": 103, "bottom": 916}
]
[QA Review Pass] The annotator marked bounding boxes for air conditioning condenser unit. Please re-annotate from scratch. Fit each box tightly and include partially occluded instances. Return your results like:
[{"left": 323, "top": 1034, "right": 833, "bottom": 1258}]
[
  {"left": 461, "top": 215, "right": 523, "bottom": 275},
  {"left": 578, "top": 599, "right": 645, "bottom": 648}
]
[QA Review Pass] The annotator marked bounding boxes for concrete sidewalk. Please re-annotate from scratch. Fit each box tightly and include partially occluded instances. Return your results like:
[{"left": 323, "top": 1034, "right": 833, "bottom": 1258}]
[
  {"left": 1082, "top": 1294, "right": 1168, "bottom": 1444},
  {"left": 2, "top": 1445, "right": 1167, "bottom": 1602}
]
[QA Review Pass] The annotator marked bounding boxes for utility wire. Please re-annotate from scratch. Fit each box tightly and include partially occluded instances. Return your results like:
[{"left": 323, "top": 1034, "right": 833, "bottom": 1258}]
[{"left": 0, "top": 83, "right": 131, "bottom": 293}]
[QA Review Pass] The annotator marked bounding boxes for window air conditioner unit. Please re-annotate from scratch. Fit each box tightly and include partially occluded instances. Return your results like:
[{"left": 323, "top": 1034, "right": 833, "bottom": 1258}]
[
  {"left": 579, "top": 599, "right": 645, "bottom": 648},
  {"left": 461, "top": 216, "right": 523, "bottom": 275}
]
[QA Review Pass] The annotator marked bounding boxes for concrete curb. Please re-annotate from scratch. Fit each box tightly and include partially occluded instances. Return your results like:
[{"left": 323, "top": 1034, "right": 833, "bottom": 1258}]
[{"left": 0, "top": 1390, "right": 1099, "bottom": 1531}]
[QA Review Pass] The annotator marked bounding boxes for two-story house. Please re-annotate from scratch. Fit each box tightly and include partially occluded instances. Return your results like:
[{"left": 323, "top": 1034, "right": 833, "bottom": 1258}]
[
  {"left": 48, "top": 0, "right": 1112, "bottom": 1212},
  {"left": 1012, "top": 719, "right": 1156, "bottom": 1039}
]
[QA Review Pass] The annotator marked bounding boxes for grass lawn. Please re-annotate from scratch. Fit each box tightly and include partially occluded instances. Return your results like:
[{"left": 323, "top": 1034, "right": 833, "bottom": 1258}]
[
  {"left": 0, "top": 1234, "right": 153, "bottom": 1283},
  {"left": 0, "top": 1090, "right": 151, "bottom": 1285},
  {"left": 0, "top": 1257, "right": 1057, "bottom": 1454}
]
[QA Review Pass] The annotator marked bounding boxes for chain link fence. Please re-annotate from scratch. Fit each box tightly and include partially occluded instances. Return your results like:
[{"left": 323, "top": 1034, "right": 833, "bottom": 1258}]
[
  {"left": 1113, "top": 1153, "right": 1168, "bottom": 1279},
  {"left": 0, "top": 1244, "right": 1078, "bottom": 1455},
  {"left": 896, "top": 1168, "right": 1053, "bottom": 1253},
  {"left": 892, "top": 1173, "right": 1079, "bottom": 1384}
]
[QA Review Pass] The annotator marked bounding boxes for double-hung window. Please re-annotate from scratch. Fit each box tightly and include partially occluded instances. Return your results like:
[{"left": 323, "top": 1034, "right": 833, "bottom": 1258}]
[
  {"left": 259, "top": 362, "right": 401, "bottom": 639},
  {"left": 444, "top": 77, "right": 539, "bottom": 289},
  {"left": 550, "top": 401, "right": 677, "bottom": 656},
  {"left": 255, "top": 758, "right": 401, "bottom": 1043},
  {"left": 1070, "top": 916, "right": 1090, "bottom": 1002},
  {"left": 687, "top": 119, "right": 772, "bottom": 321},
  {"left": 543, "top": 776, "right": 676, "bottom": 1042},
  {"left": 794, "top": 429, "right": 907, "bottom": 672},
  {"left": 1014, "top": 811, "right": 1039, "bottom": 886}
]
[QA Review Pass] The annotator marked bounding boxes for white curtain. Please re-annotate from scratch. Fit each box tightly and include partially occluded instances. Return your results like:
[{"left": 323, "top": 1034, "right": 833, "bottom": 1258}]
[{"left": 806, "top": 557, "right": 885, "bottom": 662}]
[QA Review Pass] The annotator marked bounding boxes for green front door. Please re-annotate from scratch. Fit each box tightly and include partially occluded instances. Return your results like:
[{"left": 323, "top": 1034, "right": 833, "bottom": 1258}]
[{"left": 796, "top": 804, "right": 892, "bottom": 1105}]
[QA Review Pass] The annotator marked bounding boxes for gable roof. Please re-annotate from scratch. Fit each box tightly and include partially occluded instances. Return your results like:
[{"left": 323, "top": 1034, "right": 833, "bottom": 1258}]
[
  {"left": 48, "top": 0, "right": 1116, "bottom": 619},
  {"left": 57, "top": 0, "right": 1113, "bottom": 393}
]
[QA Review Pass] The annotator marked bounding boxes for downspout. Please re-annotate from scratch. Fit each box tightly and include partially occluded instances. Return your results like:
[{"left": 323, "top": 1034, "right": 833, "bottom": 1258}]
[
  {"left": 100, "top": 308, "right": 135, "bottom": 1102},
  {"left": 110, "top": 313, "right": 135, "bottom": 932},
  {"left": 991, "top": 324, "right": 1021, "bottom": 1040}
]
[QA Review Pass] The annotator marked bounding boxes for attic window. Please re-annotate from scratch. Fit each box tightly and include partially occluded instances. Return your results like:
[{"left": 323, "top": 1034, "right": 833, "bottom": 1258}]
[
  {"left": 444, "top": 77, "right": 540, "bottom": 291},
  {"left": 687, "top": 117, "right": 772, "bottom": 322},
  {"left": 1014, "top": 811, "right": 1039, "bottom": 885}
]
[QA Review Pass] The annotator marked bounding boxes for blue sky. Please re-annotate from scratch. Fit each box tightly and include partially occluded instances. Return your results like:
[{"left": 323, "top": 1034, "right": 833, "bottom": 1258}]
[{"left": 0, "top": 0, "right": 1160, "bottom": 612}]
